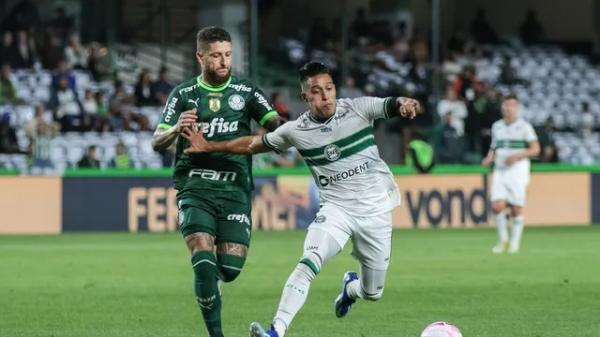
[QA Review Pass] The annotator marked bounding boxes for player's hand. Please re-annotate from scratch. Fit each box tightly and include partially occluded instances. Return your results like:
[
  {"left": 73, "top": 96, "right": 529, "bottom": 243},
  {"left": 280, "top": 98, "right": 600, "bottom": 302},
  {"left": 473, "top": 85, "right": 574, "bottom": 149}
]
[
  {"left": 182, "top": 127, "right": 211, "bottom": 154},
  {"left": 481, "top": 156, "right": 493, "bottom": 167},
  {"left": 397, "top": 97, "right": 420, "bottom": 119},
  {"left": 505, "top": 154, "right": 522, "bottom": 166},
  {"left": 176, "top": 109, "right": 197, "bottom": 133}
]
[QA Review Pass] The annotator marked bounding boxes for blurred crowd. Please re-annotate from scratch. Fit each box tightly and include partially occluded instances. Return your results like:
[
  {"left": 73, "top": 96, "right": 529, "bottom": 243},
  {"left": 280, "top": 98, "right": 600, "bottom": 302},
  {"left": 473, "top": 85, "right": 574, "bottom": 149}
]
[
  {"left": 0, "top": 2, "right": 179, "bottom": 171},
  {"left": 1, "top": 2, "right": 599, "bottom": 173},
  {"left": 279, "top": 7, "right": 598, "bottom": 165}
]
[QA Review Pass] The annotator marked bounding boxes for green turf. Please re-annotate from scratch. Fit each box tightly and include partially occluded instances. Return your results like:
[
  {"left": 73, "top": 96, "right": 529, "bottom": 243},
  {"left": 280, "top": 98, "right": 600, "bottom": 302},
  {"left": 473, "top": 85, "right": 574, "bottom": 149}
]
[{"left": 1, "top": 227, "right": 599, "bottom": 337}]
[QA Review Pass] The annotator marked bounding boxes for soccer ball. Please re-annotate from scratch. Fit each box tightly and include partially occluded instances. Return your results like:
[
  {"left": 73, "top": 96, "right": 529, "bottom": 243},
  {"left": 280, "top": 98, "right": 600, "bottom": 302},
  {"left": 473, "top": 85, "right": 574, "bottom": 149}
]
[{"left": 420, "top": 321, "right": 463, "bottom": 337}]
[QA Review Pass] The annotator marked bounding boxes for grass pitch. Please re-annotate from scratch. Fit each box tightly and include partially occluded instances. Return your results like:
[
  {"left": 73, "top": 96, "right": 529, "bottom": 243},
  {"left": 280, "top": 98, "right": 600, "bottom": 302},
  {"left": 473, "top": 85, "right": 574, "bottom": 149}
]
[{"left": 1, "top": 227, "right": 599, "bottom": 337}]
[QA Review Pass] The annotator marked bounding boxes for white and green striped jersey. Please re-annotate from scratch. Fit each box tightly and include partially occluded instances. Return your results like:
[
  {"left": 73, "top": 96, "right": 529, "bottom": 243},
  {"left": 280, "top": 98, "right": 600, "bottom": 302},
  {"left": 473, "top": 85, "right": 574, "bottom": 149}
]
[
  {"left": 491, "top": 118, "right": 537, "bottom": 177},
  {"left": 263, "top": 97, "right": 401, "bottom": 216}
]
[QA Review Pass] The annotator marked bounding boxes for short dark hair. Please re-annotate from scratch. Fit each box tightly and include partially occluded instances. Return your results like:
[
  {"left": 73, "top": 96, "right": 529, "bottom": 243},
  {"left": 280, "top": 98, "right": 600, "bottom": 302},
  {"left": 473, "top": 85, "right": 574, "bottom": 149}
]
[
  {"left": 298, "top": 61, "right": 331, "bottom": 83},
  {"left": 502, "top": 93, "right": 519, "bottom": 101},
  {"left": 196, "top": 26, "right": 231, "bottom": 52}
]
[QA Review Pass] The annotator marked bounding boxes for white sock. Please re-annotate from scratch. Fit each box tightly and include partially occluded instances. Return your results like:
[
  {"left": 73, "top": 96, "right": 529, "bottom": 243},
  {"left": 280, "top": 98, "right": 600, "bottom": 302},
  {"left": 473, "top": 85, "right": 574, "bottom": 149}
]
[
  {"left": 495, "top": 212, "right": 509, "bottom": 243},
  {"left": 272, "top": 263, "right": 316, "bottom": 337},
  {"left": 511, "top": 216, "right": 524, "bottom": 248}
]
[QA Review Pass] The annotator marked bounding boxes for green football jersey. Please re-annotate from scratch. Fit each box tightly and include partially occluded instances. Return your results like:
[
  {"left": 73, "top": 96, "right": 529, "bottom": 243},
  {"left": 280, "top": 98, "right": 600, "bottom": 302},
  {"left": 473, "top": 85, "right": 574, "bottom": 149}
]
[{"left": 157, "top": 75, "right": 278, "bottom": 192}]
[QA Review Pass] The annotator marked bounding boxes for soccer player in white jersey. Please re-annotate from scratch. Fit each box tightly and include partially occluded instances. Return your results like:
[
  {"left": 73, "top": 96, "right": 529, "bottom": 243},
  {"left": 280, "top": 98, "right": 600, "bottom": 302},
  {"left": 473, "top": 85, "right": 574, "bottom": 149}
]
[
  {"left": 181, "top": 61, "right": 420, "bottom": 337},
  {"left": 482, "top": 94, "right": 540, "bottom": 254}
]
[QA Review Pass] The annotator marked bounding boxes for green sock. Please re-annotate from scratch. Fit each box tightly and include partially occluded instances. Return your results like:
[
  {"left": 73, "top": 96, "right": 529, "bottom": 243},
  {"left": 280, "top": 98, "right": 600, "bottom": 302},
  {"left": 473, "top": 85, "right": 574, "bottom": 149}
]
[
  {"left": 217, "top": 254, "right": 246, "bottom": 282},
  {"left": 191, "top": 251, "right": 223, "bottom": 337}
]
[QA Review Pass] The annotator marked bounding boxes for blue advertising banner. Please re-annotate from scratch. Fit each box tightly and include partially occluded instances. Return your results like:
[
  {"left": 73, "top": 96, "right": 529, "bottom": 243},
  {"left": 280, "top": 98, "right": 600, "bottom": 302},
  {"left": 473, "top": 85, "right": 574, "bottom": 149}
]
[
  {"left": 62, "top": 177, "right": 176, "bottom": 232},
  {"left": 592, "top": 174, "right": 600, "bottom": 224}
]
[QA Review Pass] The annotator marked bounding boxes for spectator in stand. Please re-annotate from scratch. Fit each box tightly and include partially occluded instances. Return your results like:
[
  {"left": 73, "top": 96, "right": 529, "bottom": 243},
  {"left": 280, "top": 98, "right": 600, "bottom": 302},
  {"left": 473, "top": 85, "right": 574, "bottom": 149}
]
[
  {"left": 470, "top": 8, "right": 498, "bottom": 44},
  {"left": 41, "top": 32, "right": 64, "bottom": 70},
  {"left": 270, "top": 92, "right": 290, "bottom": 121},
  {"left": 134, "top": 68, "right": 156, "bottom": 106},
  {"left": 64, "top": 33, "right": 87, "bottom": 70},
  {"left": 0, "top": 112, "right": 20, "bottom": 153},
  {"left": 437, "top": 85, "right": 468, "bottom": 138},
  {"left": 109, "top": 80, "right": 132, "bottom": 131},
  {"left": 52, "top": 59, "right": 76, "bottom": 90},
  {"left": 499, "top": 56, "right": 521, "bottom": 85},
  {"left": 0, "top": 31, "right": 20, "bottom": 69},
  {"left": 25, "top": 103, "right": 60, "bottom": 139},
  {"left": 478, "top": 86, "right": 502, "bottom": 156},
  {"left": 109, "top": 142, "right": 131, "bottom": 169},
  {"left": 466, "top": 83, "right": 500, "bottom": 154},
  {"left": 82, "top": 89, "right": 100, "bottom": 131},
  {"left": 78, "top": 145, "right": 100, "bottom": 168},
  {"left": 520, "top": 9, "right": 546, "bottom": 45},
  {"left": 0, "top": 64, "right": 19, "bottom": 105},
  {"left": 442, "top": 51, "right": 464, "bottom": 82},
  {"left": 535, "top": 117, "right": 558, "bottom": 163},
  {"left": 27, "top": 105, "right": 60, "bottom": 174},
  {"left": 453, "top": 65, "right": 480, "bottom": 101},
  {"left": 151, "top": 66, "right": 173, "bottom": 105},
  {"left": 13, "top": 30, "right": 35, "bottom": 68},
  {"left": 110, "top": 80, "right": 149, "bottom": 131},
  {"left": 93, "top": 91, "right": 110, "bottom": 131},
  {"left": 87, "top": 42, "right": 112, "bottom": 81},
  {"left": 338, "top": 76, "right": 364, "bottom": 98},
  {"left": 437, "top": 112, "right": 463, "bottom": 164},
  {"left": 49, "top": 77, "right": 84, "bottom": 132}
]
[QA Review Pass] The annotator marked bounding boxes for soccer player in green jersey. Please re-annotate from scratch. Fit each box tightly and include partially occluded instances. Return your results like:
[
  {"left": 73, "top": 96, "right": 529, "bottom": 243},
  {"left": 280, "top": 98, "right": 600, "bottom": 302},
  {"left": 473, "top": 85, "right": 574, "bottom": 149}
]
[{"left": 151, "top": 26, "right": 283, "bottom": 337}]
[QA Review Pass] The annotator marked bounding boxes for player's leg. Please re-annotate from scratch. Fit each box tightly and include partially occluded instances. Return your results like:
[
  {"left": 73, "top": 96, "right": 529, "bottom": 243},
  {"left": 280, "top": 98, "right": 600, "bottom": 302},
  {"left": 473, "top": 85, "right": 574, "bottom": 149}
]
[
  {"left": 491, "top": 171, "right": 509, "bottom": 253},
  {"left": 252, "top": 206, "right": 350, "bottom": 337},
  {"left": 508, "top": 205, "right": 524, "bottom": 253},
  {"left": 180, "top": 202, "right": 223, "bottom": 337},
  {"left": 506, "top": 182, "right": 527, "bottom": 253},
  {"left": 215, "top": 191, "right": 252, "bottom": 283},
  {"left": 335, "top": 211, "right": 392, "bottom": 318}
]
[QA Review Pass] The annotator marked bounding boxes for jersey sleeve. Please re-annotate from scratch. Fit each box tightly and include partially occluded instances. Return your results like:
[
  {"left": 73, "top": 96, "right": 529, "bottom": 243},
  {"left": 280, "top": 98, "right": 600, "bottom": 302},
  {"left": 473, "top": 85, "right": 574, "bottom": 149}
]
[
  {"left": 248, "top": 87, "right": 279, "bottom": 127},
  {"left": 262, "top": 122, "right": 293, "bottom": 153},
  {"left": 490, "top": 124, "right": 498, "bottom": 150},
  {"left": 524, "top": 123, "right": 538, "bottom": 142},
  {"left": 157, "top": 88, "right": 184, "bottom": 129},
  {"left": 351, "top": 96, "right": 397, "bottom": 121}
]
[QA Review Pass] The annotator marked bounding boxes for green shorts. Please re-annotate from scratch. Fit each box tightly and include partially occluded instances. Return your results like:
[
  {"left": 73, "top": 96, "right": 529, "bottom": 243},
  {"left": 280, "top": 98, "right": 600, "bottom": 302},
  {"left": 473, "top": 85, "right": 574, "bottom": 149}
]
[{"left": 177, "top": 190, "right": 252, "bottom": 246}]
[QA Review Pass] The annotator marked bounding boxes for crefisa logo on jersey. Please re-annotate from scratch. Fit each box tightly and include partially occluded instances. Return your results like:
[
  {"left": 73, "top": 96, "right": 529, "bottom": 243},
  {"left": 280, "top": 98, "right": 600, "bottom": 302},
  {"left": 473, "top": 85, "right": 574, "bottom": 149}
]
[
  {"left": 228, "top": 94, "right": 245, "bottom": 111},
  {"left": 324, "top": 144, "right": 341, "bottom": 161}
]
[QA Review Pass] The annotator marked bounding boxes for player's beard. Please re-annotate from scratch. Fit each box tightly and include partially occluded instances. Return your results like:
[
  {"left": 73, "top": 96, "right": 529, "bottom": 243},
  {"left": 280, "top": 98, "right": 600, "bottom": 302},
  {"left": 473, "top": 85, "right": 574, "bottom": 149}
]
[{"left": 203, "top": 66, "right": 231, "bottom": 86}]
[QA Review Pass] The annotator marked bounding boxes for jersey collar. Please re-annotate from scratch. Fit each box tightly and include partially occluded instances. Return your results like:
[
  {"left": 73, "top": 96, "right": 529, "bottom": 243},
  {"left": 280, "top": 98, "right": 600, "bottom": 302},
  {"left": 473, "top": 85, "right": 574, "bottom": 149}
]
[{"left": 197, "top": 76, "right": 232, "bottom": 92}]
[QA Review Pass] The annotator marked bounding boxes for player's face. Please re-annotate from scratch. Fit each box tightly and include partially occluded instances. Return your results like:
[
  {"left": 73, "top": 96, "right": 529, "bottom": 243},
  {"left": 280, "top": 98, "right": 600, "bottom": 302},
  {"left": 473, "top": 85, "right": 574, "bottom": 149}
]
[
  {"left": 302, "top": 74, "right": 337, "bottom": 119},
  {"left": 196, "top": 41, "right": 232, "bottom": 85},
  {"left": 502, "top": 98, "right": 519, "bottom": 122}
]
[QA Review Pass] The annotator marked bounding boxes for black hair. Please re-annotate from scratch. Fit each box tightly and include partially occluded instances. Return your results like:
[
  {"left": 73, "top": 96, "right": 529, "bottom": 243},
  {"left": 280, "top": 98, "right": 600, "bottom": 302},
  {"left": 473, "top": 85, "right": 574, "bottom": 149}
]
[
  {"left": 502, "top": 93, "right": 519, "bottom": 101},
  {"left": 298, "top": 61, "right": 331, "bottom": 83},
  {"left": 196, "top": 26, "right": 231, "bottom": 52}
]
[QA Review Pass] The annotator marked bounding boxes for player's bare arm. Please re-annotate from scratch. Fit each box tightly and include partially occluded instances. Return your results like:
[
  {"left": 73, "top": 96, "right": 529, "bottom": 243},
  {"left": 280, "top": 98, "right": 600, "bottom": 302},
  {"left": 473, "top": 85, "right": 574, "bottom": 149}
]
[
  {"left": 263, "top": 115, "right": 285, "bottom": 132},
  {"left": 396, "top": 97, "right": 421, "bottom": 119},
  {"left": 505, "top": 141, "right": 540, "bottom": 165},
  {"left": 181, "top": 127, "right": 270, "bottom": 155},
  {"left": 151, "top": 109, "right": 197, "bottom": 151},
  {"left": 482, "top": 149, "right": 495, "bottom": 166}
]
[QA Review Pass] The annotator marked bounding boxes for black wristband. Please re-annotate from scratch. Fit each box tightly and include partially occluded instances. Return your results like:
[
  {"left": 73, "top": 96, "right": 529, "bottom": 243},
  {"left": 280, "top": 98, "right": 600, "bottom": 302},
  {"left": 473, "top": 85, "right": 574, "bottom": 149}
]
[{"left": 384, "top": 97, "right": 397, "bottom": 119}]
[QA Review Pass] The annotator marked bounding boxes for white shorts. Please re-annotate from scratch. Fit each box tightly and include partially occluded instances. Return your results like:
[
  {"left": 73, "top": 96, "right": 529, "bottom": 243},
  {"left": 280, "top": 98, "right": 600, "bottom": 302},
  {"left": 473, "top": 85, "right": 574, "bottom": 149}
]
[
  {"left": 490, "top": 170, "right": 529, "bottom": 207},
  {"left": 307, "top": 203, "right": 392, "bottom": 270}
]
